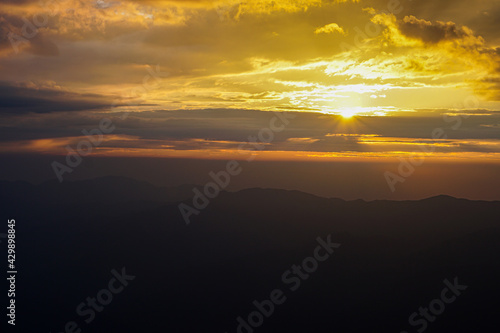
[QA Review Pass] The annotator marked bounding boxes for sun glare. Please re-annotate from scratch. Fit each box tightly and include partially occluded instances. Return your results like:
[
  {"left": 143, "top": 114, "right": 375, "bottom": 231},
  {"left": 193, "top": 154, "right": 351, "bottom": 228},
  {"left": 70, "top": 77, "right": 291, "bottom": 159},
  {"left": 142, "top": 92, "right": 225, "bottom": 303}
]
[{"left": 339, "top": 109, "right": 357, "bottom": 119}]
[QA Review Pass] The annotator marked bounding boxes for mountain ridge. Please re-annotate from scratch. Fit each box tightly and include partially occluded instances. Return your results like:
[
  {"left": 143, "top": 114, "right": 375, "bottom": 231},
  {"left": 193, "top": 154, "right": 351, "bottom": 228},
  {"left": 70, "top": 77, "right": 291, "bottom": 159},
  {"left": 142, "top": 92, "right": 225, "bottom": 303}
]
[{"left": 1, "top": 176, "right": 497, "bottom": 203}]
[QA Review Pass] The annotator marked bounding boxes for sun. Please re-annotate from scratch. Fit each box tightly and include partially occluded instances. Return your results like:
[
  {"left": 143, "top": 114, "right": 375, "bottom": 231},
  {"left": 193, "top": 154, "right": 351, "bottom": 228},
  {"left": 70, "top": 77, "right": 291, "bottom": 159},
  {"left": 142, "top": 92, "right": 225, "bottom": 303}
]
[{"left": 338, "top": 108, "right": 358, "bottom": 119}]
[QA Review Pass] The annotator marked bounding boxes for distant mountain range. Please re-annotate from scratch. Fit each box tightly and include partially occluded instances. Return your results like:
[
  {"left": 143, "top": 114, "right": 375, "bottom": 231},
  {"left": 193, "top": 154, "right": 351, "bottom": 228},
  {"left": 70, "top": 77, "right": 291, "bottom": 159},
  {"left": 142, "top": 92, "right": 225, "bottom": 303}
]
[{"left": 1, "top": 177, "right": 499, "bottom": 332}]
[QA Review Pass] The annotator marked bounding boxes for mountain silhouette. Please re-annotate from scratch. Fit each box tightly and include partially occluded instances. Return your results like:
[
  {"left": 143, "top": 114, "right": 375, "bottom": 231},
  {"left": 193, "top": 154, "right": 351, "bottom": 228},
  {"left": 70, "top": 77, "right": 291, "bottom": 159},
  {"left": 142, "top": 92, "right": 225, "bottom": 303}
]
[{"left": 1, "top": 177, "right": 499, "bottom": 333}]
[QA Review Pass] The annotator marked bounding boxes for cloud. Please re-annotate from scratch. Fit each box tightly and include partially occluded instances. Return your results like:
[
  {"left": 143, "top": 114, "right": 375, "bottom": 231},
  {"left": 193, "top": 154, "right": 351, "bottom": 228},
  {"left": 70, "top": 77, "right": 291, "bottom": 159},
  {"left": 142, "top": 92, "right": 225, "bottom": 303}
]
[
  {"left": 314, "top": 23, "right": 346, "bottom": 35},
  {"left": 0, "top": 82, "right": 116, "bottom": 114},
  {"left": 1, "top": 107, "right": 500, "bottom": 156},
  {"left": 0, "top": 11, "right": 60, "bottom": 56},
  {"left": 398, "top": 15, "right": 482, "bottom": 45},
  {"left": 0, "top": 0, "right": 37, "bottom": 4},
  {"left": 1, "top": 0, "right": 500, "bottom": 118}
]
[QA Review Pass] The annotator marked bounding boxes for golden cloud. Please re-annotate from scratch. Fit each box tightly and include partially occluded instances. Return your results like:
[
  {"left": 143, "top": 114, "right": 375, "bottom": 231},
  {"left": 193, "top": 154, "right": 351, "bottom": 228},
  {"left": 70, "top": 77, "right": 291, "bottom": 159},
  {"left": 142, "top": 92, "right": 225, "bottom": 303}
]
[{"left": 314, "top": 23, "right": 346, "bottom": 35}]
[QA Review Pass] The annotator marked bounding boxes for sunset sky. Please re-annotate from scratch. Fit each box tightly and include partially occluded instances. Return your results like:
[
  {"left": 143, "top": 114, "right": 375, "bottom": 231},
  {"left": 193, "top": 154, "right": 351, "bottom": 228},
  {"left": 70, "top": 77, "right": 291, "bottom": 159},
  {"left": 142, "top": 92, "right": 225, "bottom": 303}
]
[{"left": 1, "top": 0, "right": 500, "bottom": 194}]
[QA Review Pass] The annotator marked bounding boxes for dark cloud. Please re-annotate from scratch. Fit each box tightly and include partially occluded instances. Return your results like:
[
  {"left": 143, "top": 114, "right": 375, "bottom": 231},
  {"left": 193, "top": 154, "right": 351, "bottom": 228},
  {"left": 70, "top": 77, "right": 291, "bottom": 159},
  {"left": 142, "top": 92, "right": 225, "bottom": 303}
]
[
  {"left": 1, "top": 108, "right": 499, "bottom": 156},
  {"left": 0, "top": 82, "right": 115, "bottom": 114},
  {"left": 0, "top": 13, "right": 22, "bottom": 52},
  {"left": 0, "top": 0, "right": 38, "bottom": 4},
  {"left": 0, "top": 12, "right": 59, "bottom": 56},
  {"left": 398, "top": 15, "right": 479, "bottom": 44}
]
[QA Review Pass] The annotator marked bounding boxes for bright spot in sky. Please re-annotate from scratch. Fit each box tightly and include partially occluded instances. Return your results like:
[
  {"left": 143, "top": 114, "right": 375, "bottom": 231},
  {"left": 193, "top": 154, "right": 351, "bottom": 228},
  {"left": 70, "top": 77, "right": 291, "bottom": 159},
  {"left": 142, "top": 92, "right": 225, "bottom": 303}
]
[{"left": 338, "top": 108, "right": 357, "bottom": 118}]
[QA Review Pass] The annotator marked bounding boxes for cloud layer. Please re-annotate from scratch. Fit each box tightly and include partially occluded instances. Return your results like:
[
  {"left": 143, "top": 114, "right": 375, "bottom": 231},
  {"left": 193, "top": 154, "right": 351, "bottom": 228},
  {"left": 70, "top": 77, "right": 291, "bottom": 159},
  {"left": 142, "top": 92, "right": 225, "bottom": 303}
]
[{"left": 0, "top": 0, "right": 499, "bottom": 161}]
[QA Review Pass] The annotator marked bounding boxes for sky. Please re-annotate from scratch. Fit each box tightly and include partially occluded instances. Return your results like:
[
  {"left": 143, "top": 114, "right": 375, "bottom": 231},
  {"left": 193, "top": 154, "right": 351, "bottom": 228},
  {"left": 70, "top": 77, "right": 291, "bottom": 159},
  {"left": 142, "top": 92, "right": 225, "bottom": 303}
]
[{"left": 1, "top": 0, "right": 500, "bottom": 198}]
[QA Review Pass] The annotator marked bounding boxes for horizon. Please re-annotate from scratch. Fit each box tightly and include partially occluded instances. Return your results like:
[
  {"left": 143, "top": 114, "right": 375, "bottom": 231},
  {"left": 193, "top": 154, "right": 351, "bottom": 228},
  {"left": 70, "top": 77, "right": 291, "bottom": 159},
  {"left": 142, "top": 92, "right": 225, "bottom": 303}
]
[
  {"left": 2, "top": 153, "right": 500, "bottom": 200},
  {"left": 3, "top": 173, "right": 499, "bottom": 203}
]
